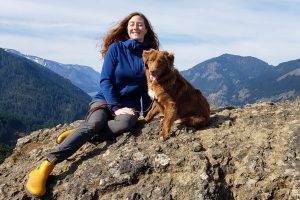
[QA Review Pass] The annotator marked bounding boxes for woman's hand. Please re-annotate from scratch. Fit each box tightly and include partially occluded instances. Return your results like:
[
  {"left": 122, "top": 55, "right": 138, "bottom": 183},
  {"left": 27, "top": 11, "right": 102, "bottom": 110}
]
[{"left": 114, "top": 107, "right": 136, "bottom": 115}]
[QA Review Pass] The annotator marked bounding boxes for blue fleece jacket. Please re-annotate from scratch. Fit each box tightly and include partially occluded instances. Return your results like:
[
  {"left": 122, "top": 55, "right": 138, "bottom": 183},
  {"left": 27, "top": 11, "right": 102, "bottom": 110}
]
[{"left": 93, "top": 39, "right": 152, "bottom": 112}]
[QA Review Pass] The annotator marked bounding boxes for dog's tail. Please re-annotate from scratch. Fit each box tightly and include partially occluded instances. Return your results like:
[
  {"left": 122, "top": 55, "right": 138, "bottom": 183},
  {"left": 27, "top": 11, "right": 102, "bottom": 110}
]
[{"left": 177, "top": 115, "right": 209, "bottom": 129}]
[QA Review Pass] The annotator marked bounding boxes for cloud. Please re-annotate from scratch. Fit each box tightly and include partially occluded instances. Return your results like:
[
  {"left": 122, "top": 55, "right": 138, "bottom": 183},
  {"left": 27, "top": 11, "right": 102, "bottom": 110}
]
[{"left": 0, "top": 0, "right": 300, "bottom": 71}]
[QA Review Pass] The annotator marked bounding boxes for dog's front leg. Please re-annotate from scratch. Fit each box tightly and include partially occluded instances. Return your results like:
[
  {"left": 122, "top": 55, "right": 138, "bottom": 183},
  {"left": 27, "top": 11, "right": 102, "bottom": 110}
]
[
  {"left": 144, "top": 101, "right": 160, "bottom": 122},
  {"left": 160, "top": 102, "right": 176, "bottom": 139}
]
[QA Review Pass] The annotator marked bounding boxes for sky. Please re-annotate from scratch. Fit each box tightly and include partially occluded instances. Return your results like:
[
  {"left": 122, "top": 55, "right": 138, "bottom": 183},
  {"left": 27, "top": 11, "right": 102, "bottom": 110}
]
[{"left": 0, "top": 0, "right": 300, "bottom": 72}]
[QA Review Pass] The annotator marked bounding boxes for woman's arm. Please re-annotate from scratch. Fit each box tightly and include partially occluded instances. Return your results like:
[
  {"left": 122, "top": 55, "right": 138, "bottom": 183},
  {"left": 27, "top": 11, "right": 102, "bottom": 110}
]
[{"left": 100, "top": 43, "right": 121, "bottom": 111}]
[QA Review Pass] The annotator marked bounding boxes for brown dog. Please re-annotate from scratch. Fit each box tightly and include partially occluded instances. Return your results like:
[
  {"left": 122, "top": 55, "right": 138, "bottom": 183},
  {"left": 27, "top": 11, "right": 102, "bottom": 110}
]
[{"left": 142, "top": 49, "right": 210, "bottom": 139}]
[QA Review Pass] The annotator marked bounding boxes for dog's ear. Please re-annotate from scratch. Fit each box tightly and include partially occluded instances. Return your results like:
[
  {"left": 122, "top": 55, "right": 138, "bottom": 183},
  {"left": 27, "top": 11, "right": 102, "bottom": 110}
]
[
  {"left": 142, "top": 49, "right": 155, "bottom": 62},
  {"left": 167, "top": 52, "right": 175, "bottom": 68}
]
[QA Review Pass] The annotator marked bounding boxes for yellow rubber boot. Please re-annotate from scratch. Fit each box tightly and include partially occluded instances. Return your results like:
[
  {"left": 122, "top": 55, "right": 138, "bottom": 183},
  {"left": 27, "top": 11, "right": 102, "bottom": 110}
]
[
  {"left": 25, "top": 159, "right": 56, "bottom": 197},
  {"left": 56, "top": 128, "right": 76, "bottom": 144}
]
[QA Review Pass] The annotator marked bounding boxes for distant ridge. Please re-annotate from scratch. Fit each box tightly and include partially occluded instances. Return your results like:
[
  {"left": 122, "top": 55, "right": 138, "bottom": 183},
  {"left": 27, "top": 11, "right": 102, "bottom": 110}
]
[
  {"left": 181, "top": 53, "right": 300, "bottom": 106},
  {"left": 4, "top": 48, "right": 100, "bottom": 96}
]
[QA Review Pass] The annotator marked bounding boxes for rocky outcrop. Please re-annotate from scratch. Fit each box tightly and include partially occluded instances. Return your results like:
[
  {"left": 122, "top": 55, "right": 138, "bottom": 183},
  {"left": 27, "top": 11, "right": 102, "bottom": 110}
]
[{"left": 0, "top": 100, "right": 299, "bottom": 200}]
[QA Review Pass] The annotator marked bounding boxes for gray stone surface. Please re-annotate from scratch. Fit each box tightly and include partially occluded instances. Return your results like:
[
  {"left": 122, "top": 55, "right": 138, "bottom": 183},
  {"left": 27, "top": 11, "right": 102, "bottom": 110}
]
[{"left": 0, "top": 100, "right": 299, "bottom": 200}]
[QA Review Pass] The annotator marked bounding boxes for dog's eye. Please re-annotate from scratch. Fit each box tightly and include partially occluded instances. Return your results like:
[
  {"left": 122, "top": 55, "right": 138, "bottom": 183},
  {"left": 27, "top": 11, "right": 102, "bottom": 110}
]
[{"left": 148, "top": 57, "right": 155, "bottom": 62}]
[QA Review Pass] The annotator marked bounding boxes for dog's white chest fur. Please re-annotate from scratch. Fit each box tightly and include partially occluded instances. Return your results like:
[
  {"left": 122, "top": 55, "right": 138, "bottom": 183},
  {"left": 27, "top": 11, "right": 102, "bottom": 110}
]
[{"left": 148, "top": 89, "right": 157, "bottom": 100}]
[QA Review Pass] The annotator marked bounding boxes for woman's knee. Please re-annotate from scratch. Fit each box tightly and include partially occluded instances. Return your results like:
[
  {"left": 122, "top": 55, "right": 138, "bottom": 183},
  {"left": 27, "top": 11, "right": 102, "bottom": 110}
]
[
  {"left": 83, "top": 120, "right": 104, "bottom": 133},
  {"left": 114, "top": 114, "right": 138, "bottom": 129},
  {"left": 86, "top": 108, "right": 109, "bottom": 131}
]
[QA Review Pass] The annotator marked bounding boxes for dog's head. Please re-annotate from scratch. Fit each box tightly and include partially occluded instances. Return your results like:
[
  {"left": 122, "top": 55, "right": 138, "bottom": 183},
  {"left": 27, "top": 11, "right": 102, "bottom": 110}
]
[{"left": 142, "top": 49, "right": 174, "bottom": 81}]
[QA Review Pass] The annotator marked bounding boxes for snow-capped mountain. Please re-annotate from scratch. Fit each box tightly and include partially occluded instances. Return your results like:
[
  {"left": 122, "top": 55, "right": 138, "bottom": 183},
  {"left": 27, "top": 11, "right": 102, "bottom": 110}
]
[{"left": 5, "top": 49, "right": 100, "bottom": 96}]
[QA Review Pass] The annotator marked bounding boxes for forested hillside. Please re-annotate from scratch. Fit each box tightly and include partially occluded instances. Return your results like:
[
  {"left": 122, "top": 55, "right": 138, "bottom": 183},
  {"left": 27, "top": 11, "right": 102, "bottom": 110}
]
[
  {"left": 5, "top": 48, "right": 100, "bottom": 96},
  {"left": 0, "top": 48, "right": 91, "bottom": 146}
]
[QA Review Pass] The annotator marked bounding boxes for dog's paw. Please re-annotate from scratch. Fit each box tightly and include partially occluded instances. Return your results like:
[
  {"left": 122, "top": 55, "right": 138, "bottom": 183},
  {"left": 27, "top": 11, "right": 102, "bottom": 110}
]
[
  {"left": 174, "top": 119, "right": 182, "bottom": 124},
  {"left": 159, "top": 131, "right": 170, "bottom": 140},
  {"left": 143, "top": 116, "right": 152, "bottom": 122}
]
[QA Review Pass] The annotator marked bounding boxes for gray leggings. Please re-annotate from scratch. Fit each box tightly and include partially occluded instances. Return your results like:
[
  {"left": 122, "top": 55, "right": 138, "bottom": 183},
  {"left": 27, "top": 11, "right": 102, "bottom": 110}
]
[{"left": 47, "top": 100, "right": 138, "bottom": 163}]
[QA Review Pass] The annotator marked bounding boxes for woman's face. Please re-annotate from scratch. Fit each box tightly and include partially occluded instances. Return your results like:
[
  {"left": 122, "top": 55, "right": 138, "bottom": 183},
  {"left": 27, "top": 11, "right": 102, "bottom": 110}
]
[{"left": 127, "top": 15, "right": 148, "bottom": 42}]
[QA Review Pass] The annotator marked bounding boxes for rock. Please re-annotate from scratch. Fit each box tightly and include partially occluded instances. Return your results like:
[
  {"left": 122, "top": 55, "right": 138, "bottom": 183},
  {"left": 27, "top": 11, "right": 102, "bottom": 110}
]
[
  {"left": 153, "top": 153, "right": 170, "bottom": 173},
  {"left": 0, "top": 100, "right": 299, "bottom": 200},
  {"left": 192, "top": 143, "right": 204, "bottom": 152}
]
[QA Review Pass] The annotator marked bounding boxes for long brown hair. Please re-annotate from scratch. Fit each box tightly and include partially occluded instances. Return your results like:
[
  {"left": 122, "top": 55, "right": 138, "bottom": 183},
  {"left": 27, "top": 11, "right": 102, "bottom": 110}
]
[{"left": 100, "top": 12, "right": 160, "bottom": 58}]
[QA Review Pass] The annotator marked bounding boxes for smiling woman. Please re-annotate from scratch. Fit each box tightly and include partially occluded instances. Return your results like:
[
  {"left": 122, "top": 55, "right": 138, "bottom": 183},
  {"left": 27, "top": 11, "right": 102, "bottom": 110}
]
[
  {"left": 24, "top": 11, "right": 160, "bottom": 198},
  {"left": 100, "top": 12, "right": 159, "bottom": 59},
  {"left": 127, "top": 15, "right": 148, "bottom": 42}
]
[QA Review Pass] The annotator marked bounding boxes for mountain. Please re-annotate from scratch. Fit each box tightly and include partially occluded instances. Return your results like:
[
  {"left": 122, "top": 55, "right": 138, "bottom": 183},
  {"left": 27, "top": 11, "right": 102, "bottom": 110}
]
[
  {"left": 0, "top": 99, "right": 299, "bottom": 199},
  {"left": 4, "top": 49, "right": 100, "bottom": 96},
  {"left": 251, "top": 59, "right": 300, "bottom": 102},
  {"left": 181, "top": 54, "right": 300, "bottom": 106},
  {"left": 0, "top": 48, "right": 91, "bottom": 145},
  {"left": 5, "top": 49, "right": 299, "bottom": 107}
]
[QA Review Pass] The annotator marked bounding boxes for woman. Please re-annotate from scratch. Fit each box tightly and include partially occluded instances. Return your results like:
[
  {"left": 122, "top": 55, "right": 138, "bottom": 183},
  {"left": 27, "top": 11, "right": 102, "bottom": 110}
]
[{"left": 25, "top": 12, "right": 159, "bottom": 198}]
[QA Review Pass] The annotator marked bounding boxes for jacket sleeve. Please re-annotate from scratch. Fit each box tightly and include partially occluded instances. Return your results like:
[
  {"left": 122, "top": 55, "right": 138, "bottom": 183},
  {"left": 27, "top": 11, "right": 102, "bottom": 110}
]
[{"left": 100, "top": 43, "right": 121, "bottom": 111}]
